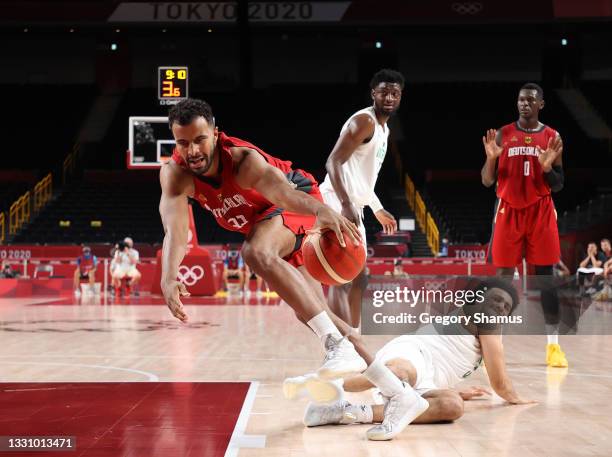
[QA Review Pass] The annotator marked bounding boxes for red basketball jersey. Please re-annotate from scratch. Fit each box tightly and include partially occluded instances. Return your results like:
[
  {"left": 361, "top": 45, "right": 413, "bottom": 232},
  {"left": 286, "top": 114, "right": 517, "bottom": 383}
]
[
  {"left": 496, "top": 122, "right": 559, "bottom": 209},
  {"left": 171, "top": 131, "right": 317, "bottom": 234}
]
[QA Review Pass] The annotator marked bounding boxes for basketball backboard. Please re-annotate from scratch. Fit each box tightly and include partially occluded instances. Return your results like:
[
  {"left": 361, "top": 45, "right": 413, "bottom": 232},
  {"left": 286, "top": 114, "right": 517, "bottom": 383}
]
[{"left": 127, "top": 116, "right": 174, "bottom": 169}]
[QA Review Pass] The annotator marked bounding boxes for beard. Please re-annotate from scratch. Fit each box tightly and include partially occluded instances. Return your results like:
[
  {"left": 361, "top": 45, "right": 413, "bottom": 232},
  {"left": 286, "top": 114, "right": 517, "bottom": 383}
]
[{"left": 189, "top": 140, "right": 216, "bottom": 176}]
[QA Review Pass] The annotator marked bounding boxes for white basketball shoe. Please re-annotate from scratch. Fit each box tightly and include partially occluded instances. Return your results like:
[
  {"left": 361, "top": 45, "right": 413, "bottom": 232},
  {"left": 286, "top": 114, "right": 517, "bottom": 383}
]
[
  {"left": 283, "top": 373, "right": 343, "bottom": 404},
  {"left": 366, "top": 388, "right": 429, "bottom": 441},
  {"left": 317, "top": 334, "right": 367, "bottom": 380}
]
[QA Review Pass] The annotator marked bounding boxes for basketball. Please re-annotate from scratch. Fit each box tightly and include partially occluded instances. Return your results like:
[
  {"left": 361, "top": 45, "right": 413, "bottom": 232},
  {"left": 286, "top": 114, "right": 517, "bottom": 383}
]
[{"left": 302, "top": 230, "right": 367, "bottom": 285}]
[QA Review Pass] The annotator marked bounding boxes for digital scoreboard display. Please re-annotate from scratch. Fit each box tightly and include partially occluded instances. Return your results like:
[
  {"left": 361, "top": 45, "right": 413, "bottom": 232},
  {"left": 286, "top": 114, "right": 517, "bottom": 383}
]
[{"left": 158, "top": 66, "right": 188, "bottom": 105}]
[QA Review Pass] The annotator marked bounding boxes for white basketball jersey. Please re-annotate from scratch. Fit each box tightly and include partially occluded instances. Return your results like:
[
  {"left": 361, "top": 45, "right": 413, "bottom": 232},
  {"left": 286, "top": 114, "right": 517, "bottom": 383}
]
[
  {"left": 415, "top": 334, "right": 482, "bottom": 389},
  {"left": 412, "top": 317, "right": 482, "bottom": 389},
  {"left": 320, "top": 107, "right": 389, "bottom": 208}
]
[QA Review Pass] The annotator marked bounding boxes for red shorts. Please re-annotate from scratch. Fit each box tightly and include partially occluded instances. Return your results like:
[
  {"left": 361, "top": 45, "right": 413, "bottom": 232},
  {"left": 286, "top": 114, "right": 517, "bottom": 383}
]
[
  {"left": 488, "top": 195, "right": 560, "bottom": 268},
  {"left": 254, "top": 171, "right": 322, "bottom": 268}
]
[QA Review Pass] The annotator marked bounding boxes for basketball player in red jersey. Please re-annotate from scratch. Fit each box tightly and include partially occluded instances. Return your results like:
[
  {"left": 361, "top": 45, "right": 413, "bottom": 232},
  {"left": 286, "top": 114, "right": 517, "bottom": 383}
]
[
  {"left": 159, "top": 99, "right": 429, "bottom": 440},
  {"left": 481, "top": 83, "right": 568, "bottom": 368}
]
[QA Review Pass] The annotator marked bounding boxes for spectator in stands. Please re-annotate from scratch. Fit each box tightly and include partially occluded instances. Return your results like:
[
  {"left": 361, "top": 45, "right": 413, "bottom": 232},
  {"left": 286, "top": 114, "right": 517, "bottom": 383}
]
[
  {"left": 577, "top": 242, "right": 605, "bottom": 292},
  {"left": 123, "top": 237, "right": 141, "bottom": 291},
  {"left": 73, "top": 246, "right": 98, "bottom": 294},
  {"left": 578, "top": 242, "right": 604, "bottom": 272},
  {"left": 0, "top": 261, "right": 17, "bottom": 278},
  {"left": 112, "top": 239, "right": 140, "bottom": 296},
  {"left": 223, "top": 249, "right": 246, "bottom": 293}
]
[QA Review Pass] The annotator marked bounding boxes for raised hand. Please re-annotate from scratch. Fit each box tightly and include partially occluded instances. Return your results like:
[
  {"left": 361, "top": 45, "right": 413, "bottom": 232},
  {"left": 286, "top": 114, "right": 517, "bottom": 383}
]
[
  {"left": 537, "top": 135, "right": 563, "bottom": 172},
  {"left": 482, "top": 129, "right": 503, "bottom": 160}
]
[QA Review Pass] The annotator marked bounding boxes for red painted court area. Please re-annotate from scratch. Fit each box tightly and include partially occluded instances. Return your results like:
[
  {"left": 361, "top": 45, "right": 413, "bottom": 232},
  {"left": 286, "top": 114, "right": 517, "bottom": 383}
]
[{"left": 0, "top": 382, "right": 250, "bottom": 457}]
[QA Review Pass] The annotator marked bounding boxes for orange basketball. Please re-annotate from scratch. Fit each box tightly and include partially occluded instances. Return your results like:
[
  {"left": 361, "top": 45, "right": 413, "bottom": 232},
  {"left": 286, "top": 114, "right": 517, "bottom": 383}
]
[{"left": 302, "top": 230, "right": 366, "bottom": 286}]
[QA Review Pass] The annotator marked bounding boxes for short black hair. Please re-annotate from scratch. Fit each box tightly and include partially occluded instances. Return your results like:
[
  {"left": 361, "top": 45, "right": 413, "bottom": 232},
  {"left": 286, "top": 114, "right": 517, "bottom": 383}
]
[
  {"left": 168, "top": 98, "right": 215, "bottom": 129},
  {"left": 472, "top": 277, "right": 520, "bottom": 315},
  {"left": 520, "top": 82, "right": 544, "bottom": 100},
  {"left": 370, "top": 69, "right": 405, "bottom": 90}
]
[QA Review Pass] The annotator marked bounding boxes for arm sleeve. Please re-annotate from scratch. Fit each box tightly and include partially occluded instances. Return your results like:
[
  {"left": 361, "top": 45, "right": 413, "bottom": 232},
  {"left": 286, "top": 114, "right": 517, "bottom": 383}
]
[
  {"left": 368, "top": 192, "right": 383, "bottom": 213},
  {"left": 544, "top": 165, "right": 564, "bottom": 192}
]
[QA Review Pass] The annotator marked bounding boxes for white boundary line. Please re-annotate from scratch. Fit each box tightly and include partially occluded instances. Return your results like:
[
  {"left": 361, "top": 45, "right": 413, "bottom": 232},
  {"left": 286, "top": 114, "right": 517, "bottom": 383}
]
[
  {"left": 0, "top": 362, "right": 159, "bottom": 382},
  {"left": 224, "top": 381, "right": 266, "bottom": 457}
]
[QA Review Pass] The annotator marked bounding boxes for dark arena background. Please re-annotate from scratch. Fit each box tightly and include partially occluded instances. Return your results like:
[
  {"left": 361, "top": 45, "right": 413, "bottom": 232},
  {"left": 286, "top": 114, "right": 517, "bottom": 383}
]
[{"left": 1, "top": 1, "right": 611, "bottom": 456}]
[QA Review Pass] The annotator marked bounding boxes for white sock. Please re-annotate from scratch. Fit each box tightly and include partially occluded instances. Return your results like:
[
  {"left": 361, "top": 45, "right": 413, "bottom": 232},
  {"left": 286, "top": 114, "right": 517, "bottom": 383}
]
[
  {"left": 363, "top": 360, "right": 406, "bottom": 397},
  {"left": 344, "top": 403, "right": 373, "bottom": 424},
  {"left": 546, "top": 324, "right": 559, "bottom": 345},
  {"left": 307, "top": 311, "right": 342, "bottom": 340}
]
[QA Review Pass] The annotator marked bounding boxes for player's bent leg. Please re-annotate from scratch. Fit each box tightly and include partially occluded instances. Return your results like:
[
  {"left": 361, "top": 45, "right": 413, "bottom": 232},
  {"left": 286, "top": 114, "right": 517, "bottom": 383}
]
[
  {"left": 368, "top": 390, "right": 462, "bottom": 424},
  {"left": 243, "top": 216, "right": 367, "bottom": 377},
  {"left": 327, "top": 284, "right": 351, "bottom": 329},
  {"left": 304, "top": 390, "right": 461, "bottom": 428},
  {"left": 535, "top": 264, "right": 568, "bottom": 368},
  {"left": 242, "top": 216, "right": 326, "bottom": 321},
  {"left": 347, "top": 268, "right": 368, "bottom": 328},
  {"left": 297, "top": 264, "right": 373, "bottom": 368},
  {"left": 412, "top": 390, "right": 464, "bottom": 423}
]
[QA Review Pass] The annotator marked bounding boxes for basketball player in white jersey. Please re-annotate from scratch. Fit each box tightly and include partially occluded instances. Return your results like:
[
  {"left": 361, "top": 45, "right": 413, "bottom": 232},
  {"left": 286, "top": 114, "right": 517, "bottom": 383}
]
[
  {"left": 320, "top": 69, "right": 404, "bottom": 328},
  {"left": 293, "top": 279, "right": 537, "bottom": 433}
]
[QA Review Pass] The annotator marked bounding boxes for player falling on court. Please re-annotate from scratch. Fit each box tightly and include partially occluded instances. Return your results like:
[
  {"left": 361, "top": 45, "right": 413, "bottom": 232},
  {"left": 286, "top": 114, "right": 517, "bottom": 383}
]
[
  {"left": 159, "top": 98, "right": 430, "bottom": 440},
  {"left": 292, "top": 279, "right": 536, "bottom": 428},
  {"left": 481, "top": 82, "right": 568, "bottom": 368},
  {"left": 321, "top": 69, "right": 402, "bottom": 329}
]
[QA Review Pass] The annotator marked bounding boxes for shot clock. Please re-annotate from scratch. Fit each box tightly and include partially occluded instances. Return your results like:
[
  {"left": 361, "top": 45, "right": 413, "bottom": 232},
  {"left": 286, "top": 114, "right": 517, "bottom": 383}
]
[{"left": 158, "top": 66, "right": 188, "bottom": 105}]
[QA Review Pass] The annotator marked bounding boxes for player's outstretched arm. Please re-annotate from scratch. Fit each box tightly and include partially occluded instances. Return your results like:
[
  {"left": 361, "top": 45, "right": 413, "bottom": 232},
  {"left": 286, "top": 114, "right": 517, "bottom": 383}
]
[
  {"left": 234, "top": 149, "right": 362, "bottom": 246},
  {"left": 480, "top": 334, "right": 537, "bottom": 405},
  {"left": 159, "top": 163, "right": 194, "bottom": 322},
  {"left": 326, "top": 114, "right": 376, "bottom": 224},
  {"left": 481, "top": 129, "right": 502, "bottom": 187}
]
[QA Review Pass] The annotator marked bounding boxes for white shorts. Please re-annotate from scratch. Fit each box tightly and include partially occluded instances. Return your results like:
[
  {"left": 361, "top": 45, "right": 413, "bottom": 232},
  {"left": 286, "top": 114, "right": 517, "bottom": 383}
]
[
  {"left": 375, "top": 336, "right": 437, "bottom": 395},
  {"left": 114, "top": 266, "right": 138, "bottom": 278},
  {"left": 321, "top": 190, "right": 367, "bottom": 249}
]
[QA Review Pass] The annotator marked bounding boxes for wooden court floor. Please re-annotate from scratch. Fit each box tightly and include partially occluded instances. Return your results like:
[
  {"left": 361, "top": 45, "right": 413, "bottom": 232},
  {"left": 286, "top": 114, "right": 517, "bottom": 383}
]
[{"left": 0, "top": 295, "right": 611, "bottom": 457}]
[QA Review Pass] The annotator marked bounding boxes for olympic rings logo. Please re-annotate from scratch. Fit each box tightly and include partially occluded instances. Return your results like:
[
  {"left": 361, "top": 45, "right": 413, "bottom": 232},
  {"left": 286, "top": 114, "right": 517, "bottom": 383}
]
[
  {"left": 451, "top": 2, "right": 483, "bottom": 15},
  {"left": 177, "top": 265, "right": 204, "bottom": 286}
]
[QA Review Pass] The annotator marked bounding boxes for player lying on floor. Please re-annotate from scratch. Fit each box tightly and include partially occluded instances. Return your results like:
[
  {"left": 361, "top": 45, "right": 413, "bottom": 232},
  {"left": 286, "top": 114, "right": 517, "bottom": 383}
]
[{"left": 285, "top": 278, "right": 537, "bottom": 428}]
